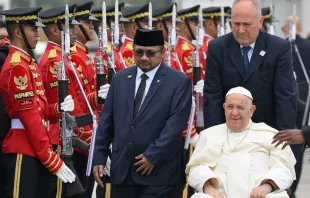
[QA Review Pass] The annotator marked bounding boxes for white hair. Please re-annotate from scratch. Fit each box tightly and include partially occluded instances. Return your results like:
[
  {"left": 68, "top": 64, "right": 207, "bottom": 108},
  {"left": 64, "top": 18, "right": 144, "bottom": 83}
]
[{"left": 232, "top": 0, "right": 262, "bottom": 18}]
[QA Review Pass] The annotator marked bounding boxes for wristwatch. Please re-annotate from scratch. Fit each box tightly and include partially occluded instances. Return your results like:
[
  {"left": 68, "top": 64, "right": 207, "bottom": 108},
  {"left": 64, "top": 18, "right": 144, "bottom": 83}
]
[{"left": 261, "top": 181, "right": 275, "bottom": 192}]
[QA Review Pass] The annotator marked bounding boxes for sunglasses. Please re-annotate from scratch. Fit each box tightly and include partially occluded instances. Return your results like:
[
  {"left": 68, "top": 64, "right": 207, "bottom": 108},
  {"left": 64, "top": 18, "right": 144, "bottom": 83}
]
[{"left": 134, "top": 48, "right": 164, "bottom": 57}]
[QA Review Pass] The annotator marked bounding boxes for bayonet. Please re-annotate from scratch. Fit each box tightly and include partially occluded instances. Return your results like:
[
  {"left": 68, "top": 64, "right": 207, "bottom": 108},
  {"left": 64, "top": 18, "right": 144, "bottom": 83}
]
[
  {"left": 148, "top": 2, "right": 152, "bottom": 29},
  {"left": 102, "top": 1, "right": 108, "bottom": 48}
]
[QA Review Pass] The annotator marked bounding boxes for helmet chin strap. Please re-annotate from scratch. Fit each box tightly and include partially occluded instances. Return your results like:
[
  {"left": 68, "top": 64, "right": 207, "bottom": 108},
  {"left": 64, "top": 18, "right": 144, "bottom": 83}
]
[
  {"left": 78, "top": 24, "right": 90, "bottom": 42},
  {"left": 161, "top": 20, "right": 168, "bottom": 36},
  {"left": 135, "top": 21, "right": 142, "bottom": 29},
  {"left": 18, "top": 23, "right": 32, "bottom": 50},
  {"left": 57, "top": 22, "right": 63, "bottom": 32},
  {"left": 185, "top": 19, "right": 196, "bottom": 41}
]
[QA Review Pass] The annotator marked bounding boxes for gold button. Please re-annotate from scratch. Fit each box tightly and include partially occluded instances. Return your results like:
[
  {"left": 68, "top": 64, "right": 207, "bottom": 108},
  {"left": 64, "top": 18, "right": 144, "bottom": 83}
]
[
  {"left": 37, "top": 98, "right": 39, "bottom": 102},
  {"left": 38, "top": 107, "right": 41, "bottom": 111},
  {"left": 91, "top": 85, "right": 94, "bottom": 90}
]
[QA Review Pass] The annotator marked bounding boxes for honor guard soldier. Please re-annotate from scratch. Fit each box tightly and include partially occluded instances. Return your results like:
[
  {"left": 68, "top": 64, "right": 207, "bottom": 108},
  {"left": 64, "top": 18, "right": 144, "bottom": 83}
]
[
  {"left": 0, "top": 7, "right": 76, "bottom": 198},
  {"left": 202, "top": 7, "right": 231, "bottom": 54},
  {"left": 176, "top": 5, "right": 205, "bottom": 80},
  {"left": 92, "top": 3, "right": 127, "bottom": 74},
  {"left": 71, "top": 1, "right": 98, "bottom": 102},
  {"left": 120, "top": 3, "right": 152, "bottom": 67},
  {"left": 39, "top": 5, "right": 100, "bottom": 197},
  {"left": 261, "top": 6, "right": 274, "bottom": 33},
  {"left": 153, "top": 3, "right": 184, "bottom": 72}
]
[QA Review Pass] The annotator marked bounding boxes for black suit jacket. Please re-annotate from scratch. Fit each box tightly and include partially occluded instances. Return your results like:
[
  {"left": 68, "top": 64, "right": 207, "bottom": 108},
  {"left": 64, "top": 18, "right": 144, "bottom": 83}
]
[
  {"left": 93, "top": 63, "right": 192, "bottom": 185},
  {"left": 292, "top": 36, "right": 310, "bottom": 111},
  {"left": 204, "top": 30, "right": 297, "bottom": 130}
]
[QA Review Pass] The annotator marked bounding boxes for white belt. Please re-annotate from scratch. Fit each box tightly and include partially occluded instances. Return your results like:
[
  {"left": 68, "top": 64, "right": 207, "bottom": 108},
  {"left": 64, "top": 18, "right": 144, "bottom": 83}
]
[{"left": 11, "top": 119, "right": 49, "bottom": 130}]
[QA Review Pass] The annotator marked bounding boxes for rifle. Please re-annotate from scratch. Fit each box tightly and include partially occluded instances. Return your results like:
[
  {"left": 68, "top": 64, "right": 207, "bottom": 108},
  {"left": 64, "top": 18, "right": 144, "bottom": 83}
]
[
  {"left": 164, "top": 4, "right": 177, "bottom": 67},
  {"left": 96, "top": 1, "right": 108, "bottom": 104},
  {"left": 217, "top": 6, "right": 225, "bottom": 37},
  {"left": 108, "top": 25, "right": 116, "bottom": 83},
  {"left": 57, "top": 4, "right": 84, "bottom": 196},
  {"left": 193, "top": 7, "right": 204, "bottom": 130}
]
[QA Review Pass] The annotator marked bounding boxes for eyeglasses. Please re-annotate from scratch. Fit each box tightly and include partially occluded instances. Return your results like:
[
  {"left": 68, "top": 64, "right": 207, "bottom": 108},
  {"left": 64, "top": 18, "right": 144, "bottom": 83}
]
[{"left": 134, "top": 48, "right": 164, "bottom": 57}]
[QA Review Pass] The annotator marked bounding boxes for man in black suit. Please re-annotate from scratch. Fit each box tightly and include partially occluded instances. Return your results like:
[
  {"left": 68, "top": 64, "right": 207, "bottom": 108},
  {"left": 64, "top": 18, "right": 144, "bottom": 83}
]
[
  {"left": 281, "top": 15, "right": 310, "bottom": 198},
  {"left": 93, "top": 28, "right": 192, "bottom": 198},
  {"left": 203, "top": 0, "right": 297, "bottom": 131}
]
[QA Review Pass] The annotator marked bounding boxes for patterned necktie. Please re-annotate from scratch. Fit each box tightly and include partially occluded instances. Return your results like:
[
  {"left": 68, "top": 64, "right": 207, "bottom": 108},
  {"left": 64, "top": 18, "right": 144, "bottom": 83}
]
[
  {"left": 134, "top": 73, "right": 149, "bottom": 117},
  {"left": 242, "top": 46, "right": 251, "bottom": 70}
]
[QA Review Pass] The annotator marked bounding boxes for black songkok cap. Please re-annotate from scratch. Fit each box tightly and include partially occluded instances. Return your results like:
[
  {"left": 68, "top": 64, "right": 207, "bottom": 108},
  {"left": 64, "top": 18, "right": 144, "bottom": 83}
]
[
  {"left": 39, "top": 4, "right": 80, "bottom": 25},
  {"left": 134, "top": 28, "right": 164, "bottom": 46},
  {"left": 0, "top": 7, "right": 45, "bottom": 27},
  {"left": 75, "top": 1, "right": 98, "bottom": 21}
]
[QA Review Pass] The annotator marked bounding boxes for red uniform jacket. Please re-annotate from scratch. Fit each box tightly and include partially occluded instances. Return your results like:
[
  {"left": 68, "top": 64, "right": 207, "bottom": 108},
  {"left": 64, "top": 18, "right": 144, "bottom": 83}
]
[
  {"left": 119, "top": 36, "right": 134, "bottom": 67},
  {"left": 164, "top": 42, "right": 184, "bottom": 72},
  {"left": 175, "top": 36, "right": 204, "bottom": 81},
  {"left": 0, "top": 46, "right": 63, "bottom": 174},
  {"left": 39, "top": 41, "right": 92, "bottom": 145}
]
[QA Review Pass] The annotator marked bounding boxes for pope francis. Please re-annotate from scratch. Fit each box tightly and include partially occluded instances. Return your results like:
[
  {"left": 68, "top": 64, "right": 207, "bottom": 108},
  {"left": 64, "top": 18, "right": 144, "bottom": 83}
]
[{"left": 185, "top": 87, "right": 296, "bottom": 198}]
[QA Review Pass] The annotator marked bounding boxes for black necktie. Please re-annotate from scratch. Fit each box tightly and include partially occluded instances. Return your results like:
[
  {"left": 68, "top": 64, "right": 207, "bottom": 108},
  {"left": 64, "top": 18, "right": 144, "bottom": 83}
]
[{"left": 134, "top": 73, "right": 148, "bottom": 117}]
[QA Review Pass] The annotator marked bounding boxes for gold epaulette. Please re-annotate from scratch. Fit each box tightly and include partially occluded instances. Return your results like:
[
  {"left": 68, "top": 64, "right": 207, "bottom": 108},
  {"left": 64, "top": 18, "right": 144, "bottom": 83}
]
[
  {"left": 10, "top": 51, "right": 21, "bottom": 65},
  {"left": 48, "top": 49, "right": 57, "bottom": 59},
  {"left": 70, "top": 45, "right": 77, "bottom": 53},
  {"left": 125, "top": 42, "right": 133, "bottom": 50},
  {"left": 164, "top": 43, "right": 168, "bottom": 49}
]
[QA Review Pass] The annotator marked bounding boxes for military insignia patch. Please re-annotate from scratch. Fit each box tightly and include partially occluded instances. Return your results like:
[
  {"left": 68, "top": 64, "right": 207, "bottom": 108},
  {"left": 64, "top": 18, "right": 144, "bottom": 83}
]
[
  {"left": 14, "top": 75, "right": 28, "bottom": 90},
  {"left": 14, "top": 91, "right": 34, "bottom": 100},
  {"left": 49, "top": 65, "right": 58, "bottom": 78}
]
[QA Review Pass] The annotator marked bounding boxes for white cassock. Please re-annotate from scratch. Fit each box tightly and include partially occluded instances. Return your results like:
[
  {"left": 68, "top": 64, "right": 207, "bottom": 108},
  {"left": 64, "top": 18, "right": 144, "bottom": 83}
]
[{"left": 185, "top": 120, "right": 296, "bottom": 198}]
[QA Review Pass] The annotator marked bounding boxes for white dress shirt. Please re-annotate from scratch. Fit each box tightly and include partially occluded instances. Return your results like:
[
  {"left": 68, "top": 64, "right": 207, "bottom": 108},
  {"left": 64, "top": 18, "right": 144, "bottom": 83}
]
[
  {"left": 240, "top": 42, "right": 256, "bottom": 62},
  {"left": 135, "top": 64, "right": 160, "bottom": 107}
]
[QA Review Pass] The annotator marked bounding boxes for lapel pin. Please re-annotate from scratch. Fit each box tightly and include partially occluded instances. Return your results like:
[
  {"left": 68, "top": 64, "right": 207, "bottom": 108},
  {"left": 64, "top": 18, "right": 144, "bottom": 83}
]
[
  {"left": 259, "top": 50, "right": 266, "bottom": 56},
  {"left": 157, "top": 80, "right": 160, "bottom": 83},
  {"left": 128, "top": 75, "right": 132, "bottom": 78}
]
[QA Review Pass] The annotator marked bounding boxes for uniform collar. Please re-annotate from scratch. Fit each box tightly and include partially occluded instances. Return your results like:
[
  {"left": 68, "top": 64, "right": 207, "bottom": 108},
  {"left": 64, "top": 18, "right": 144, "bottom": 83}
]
[
  {"left": 75, "top": 40, "right": 88, "bottom": 53},
  {"left": 47, "top": 41, "right": 62, "bottom": 51},
  {"left": 10, "top": 45, "right": 32, "bottom": 64}
]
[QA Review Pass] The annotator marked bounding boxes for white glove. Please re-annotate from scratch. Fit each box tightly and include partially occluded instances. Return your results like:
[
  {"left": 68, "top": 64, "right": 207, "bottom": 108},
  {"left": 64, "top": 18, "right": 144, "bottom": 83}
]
[
  {"left": 189, "top": 133, "right": 199, "bottom": 147},
  {"left": 104, "top": 157, "right": 111, "bottom": 177},
  {"left": 56, "top": 164, "right": 76, "bottom": 183},
  {"left": 98, "top": 84, "right": 110, "bottom": 100},
  {"left": 194, "top": 80, "right": 204, "bottom": 94},
  {"left": 60, "top": 95, "right": 74, "bottom": 112}
]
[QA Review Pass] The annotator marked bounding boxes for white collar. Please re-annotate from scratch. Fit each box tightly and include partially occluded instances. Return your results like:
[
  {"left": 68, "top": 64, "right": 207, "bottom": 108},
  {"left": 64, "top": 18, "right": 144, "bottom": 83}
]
[
  {"left": 48, "top": 40, "right": 61, "bottom": 47},
  {"left": 204, "top": 33, "right": 214, "bottom": 39},
  {"left": 11, "top": 45, "right": 30, "bottom": 56},
  {"left": 136, "top": 63, "right": 161, "bottom": 81},
  {"left": 240, "top": 42, "right": 256, "bottom": 50}
]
